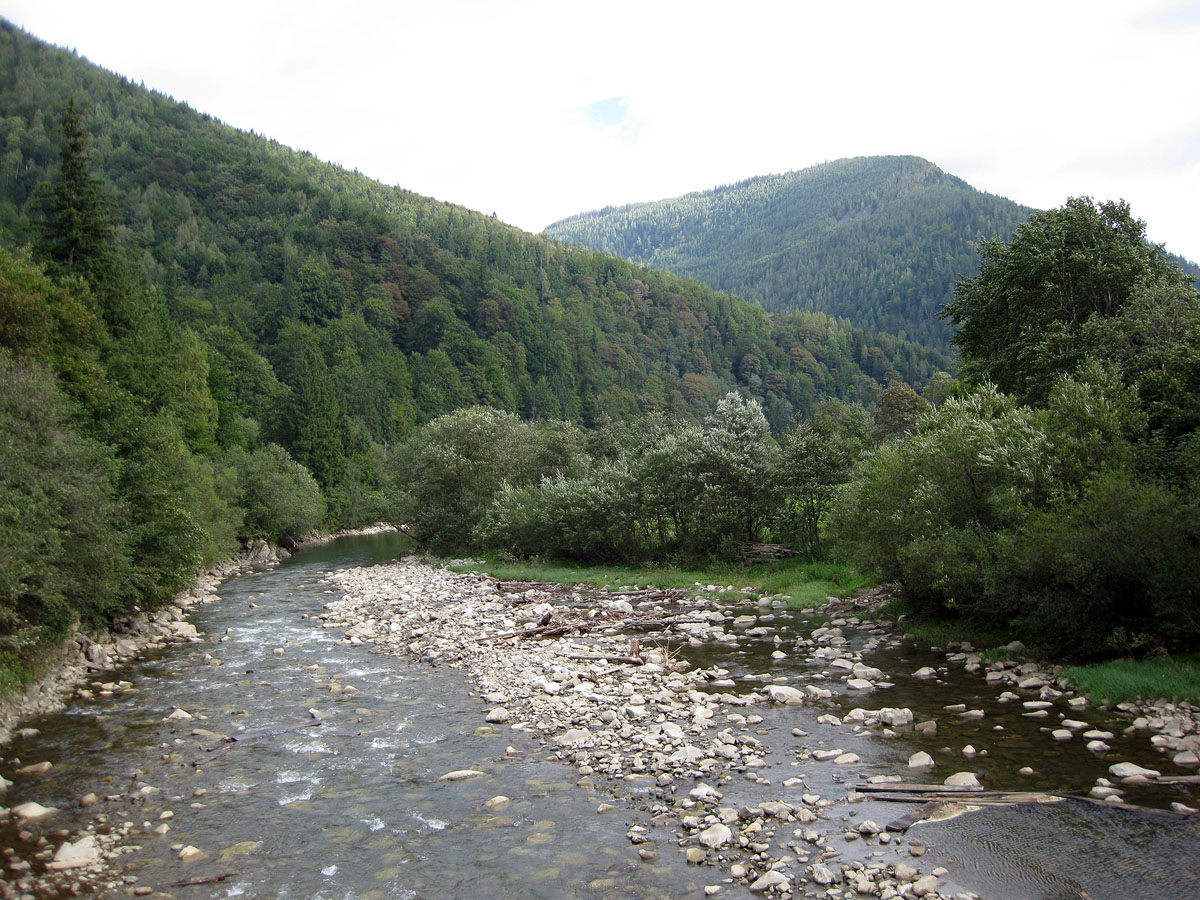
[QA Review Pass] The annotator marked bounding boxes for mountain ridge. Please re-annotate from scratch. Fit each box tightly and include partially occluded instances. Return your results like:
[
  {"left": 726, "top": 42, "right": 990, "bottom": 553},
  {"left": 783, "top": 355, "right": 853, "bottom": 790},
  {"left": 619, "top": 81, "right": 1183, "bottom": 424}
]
[{"left": 544, "top": 156, "right": 1039, "bottom": 350}]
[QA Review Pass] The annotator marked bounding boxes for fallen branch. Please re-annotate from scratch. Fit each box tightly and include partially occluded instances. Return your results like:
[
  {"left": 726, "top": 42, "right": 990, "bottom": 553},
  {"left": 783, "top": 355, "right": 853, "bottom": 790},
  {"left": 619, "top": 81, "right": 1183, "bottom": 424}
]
[
  {"left": 159, "top": 872, "right": 238, "bottom": 887},
  {"left": 477, "top": 614, "right": 707, "bottom": 643},
  {"left": 855, "top": 782, "right": 984, "bottom": 794},
  {"left": 568, "top": 655, "right": 645, "bottom": 665}
]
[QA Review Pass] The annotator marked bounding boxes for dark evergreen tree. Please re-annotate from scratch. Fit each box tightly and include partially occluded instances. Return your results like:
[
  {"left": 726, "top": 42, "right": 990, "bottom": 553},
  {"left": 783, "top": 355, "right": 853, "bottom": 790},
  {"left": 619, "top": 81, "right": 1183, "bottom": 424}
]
[{"left": 32, "top": 98, "right": 116, "bottom": 279}]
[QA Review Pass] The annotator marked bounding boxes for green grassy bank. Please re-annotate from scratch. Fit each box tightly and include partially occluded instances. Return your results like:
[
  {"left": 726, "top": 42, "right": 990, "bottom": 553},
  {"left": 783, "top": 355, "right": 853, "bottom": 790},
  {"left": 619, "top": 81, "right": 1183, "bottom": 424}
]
[{"left": 446, "top": 557, "right": 874, "bottom": 609}]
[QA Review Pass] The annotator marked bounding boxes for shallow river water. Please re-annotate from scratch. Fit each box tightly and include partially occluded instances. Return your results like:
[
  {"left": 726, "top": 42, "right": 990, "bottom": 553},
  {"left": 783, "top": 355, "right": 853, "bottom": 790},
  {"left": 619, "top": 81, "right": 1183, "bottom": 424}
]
[{"left": 2, "top": 535, "right": 1198, "bottom": 900}]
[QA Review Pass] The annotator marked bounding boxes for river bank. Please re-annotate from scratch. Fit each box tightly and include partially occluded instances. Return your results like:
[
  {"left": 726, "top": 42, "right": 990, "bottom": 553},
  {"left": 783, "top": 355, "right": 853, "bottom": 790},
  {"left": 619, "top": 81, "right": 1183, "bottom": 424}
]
[
  {"left": 0, "top": 525, "right": 397, "bottom": 746},
  {"left": 321, "top": 556, "right": 1200, "bottom": 899},
  {"left": 322, "top": 558, "right": 976, "bottom": 898}
]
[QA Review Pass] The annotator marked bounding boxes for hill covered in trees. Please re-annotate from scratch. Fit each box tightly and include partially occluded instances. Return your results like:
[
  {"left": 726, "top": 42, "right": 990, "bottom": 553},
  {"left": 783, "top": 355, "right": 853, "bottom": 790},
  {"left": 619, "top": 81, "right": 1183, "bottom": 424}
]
[
  {"left": 545, "top": 156, "right": 1038, "bottom": 351},
  {"left": 0, "top": 22, "right": 950, "bottom": 682}
]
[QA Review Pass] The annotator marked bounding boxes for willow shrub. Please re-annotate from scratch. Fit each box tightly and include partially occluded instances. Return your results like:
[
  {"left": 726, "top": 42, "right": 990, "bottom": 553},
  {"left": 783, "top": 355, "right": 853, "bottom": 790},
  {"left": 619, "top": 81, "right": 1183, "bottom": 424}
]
[{"left": 476, "top": 462, "right": 640, "bottom": 564}]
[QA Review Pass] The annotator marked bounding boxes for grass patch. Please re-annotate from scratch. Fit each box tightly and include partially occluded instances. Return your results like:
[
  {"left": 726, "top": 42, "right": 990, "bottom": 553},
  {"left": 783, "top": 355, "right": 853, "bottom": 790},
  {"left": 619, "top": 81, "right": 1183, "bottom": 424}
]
[
  {"left": 1062, "top": 655, "right": 1200, "bottom": 706},
  {"left": 446, "top": 556, "right": 874, "bottom": 610},
  {"left": 0, "top": 650, "right": 36, "bottom": 700}
]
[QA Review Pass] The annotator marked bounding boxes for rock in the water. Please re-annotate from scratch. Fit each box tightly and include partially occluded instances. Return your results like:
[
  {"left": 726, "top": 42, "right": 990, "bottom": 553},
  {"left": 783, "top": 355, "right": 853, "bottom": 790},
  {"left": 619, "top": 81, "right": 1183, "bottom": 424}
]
[
  {"left": 765, "top": 684, "right": 805, "bottom": 705},
  {"left": 485, "top": 707, "right": 510, "bottom": 723},
  {"left": 908, "top": 751, "right": 935, "bottom": 768},
  {"left": 749, "top": 871, "right": 790, "bottom": 892},
  {"left": 437, "top": 769, "right": 487, "bottom": 781},
  {"left": 178, "top": 845, "right": 205, "bottom": 863},
  {"left": 944, "top": 771, "right": 980, "bottom": 787},
  {"left": 1109, "top": 762, "right": 1160, "bottom": 780},
  {"left": 483, "top": 795, "right": 510, "bottom": 809},
  {"left": 810, "top": 863, "right": 835, "bottom": 885},
  {"left": 698, "top": 823, "right": 732, "bottom": 849},
  {"left": 912, "top": 874, "right": 941, "bottom": 896},
  {"left": 46, "top": 835, "right": 100, "bottom": 870},
  {"left": 12, "top": 801, "right": 57, "bottom": 820}
]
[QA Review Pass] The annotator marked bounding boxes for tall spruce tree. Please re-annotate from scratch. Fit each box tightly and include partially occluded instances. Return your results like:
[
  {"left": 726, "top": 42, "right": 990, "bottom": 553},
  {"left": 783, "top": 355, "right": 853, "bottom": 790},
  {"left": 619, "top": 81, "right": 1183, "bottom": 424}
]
[{"left": 33, "top": 99, "right": 116, "bottom": 279}]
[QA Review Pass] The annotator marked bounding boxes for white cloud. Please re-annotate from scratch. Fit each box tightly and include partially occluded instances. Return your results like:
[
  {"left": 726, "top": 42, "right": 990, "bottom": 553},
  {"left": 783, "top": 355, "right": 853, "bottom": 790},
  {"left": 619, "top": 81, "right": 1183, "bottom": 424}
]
[{"left": 4, "top": 0, "right": 1199, "bottom": 258}]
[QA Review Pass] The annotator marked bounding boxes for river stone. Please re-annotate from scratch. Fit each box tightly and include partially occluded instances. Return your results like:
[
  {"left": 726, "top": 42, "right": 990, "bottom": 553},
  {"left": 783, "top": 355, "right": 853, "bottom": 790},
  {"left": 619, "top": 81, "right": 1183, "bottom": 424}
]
[
  {"left": 1109, "top": 762, "right": 1160, "bottom": 779},
  {"left": 912, "top": 874, "right": 941, "bottom": 896},
  {"left": 47, "top": 835, "right": 99, "bottom": 870},
  {"left": 1052, "top": 729, "right": 1073, "bottom": 741},
  {"left": 834, "top": 752, "right": 861, "bottom": 765},
  {"left": 1086, "top": 740, "right": 1111, "bottom": 753},
  {"left": 944, "top": 772, "right": 980, "bottom": 787},
  {"left": 895, "top": 863, "right": 918, "bottom": 881},
  {"left": 908, "top": 751, "right": 935, "bottom": 768},
  {"left": 686, "top": 847, "right": 707, "bottom": 863},
  {"left": 1174, "top": 750, "right": 1200, "bottom": 766},
  {"left": 765, "top": 684, "right": 805, "bottom": 704},
  {"left": 437, "top": 769, "right": 487, "bottom": 781},
  {"left": 749, "top": 871, "right": 790, "bottom": 892},
  {"left": 16, "top": 760, "right": 52, "bottom": 775},
  {"left": 12, "top": 801, "right": 57, "bottom": 820},
  {"left": 879, "top": 707, "right": 914, "bottom": 726},
  {"left": 811, "top": 863, "right": 835, "bottom": 885},
  {"left": 846, "top": 678, "right": 875, "bottom": 691},
  {"left": 858, "top": 819, "right": 882, "bottom": 835},
  {"left": 555, "top": 728, "right": 594, "bottom": 748},
  {"left": 483, "top": 795, "right": 510, "bottom": 809},
  {"left": 913, "top": 667, "right": 938, "bottom": 679},
  {"left": 178, "top": 845, "right": 205, "bottom": 863},
  {"left": 698, "top": 823, "right": 732, "bottom": 849},
  {"left": 485, "top": 707, "right": 510, "bottom": 723},
  {"left": 166, "top": 707, "right": 193, "bottom": 720}
]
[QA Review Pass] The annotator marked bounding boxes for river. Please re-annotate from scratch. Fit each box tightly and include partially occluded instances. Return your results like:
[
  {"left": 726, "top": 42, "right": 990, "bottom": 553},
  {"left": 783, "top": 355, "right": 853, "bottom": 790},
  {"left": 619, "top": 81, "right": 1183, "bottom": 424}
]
[{"left": 1, "top": 534, "right": 1197, "bottom": 899}]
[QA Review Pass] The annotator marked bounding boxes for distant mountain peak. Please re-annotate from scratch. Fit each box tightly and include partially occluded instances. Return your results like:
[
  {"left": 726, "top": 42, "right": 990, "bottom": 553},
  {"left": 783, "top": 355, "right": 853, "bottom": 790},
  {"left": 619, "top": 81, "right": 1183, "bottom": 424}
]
[{"left": 545, "top": 156, "right": 1036, "bottom": 352}]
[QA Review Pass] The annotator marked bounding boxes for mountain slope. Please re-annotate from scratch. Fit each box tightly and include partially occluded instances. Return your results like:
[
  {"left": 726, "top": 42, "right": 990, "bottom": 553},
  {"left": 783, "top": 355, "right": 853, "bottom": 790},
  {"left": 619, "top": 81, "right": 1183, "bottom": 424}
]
[
  {"left": 0, "top": 21, "right": 949, "bottom": 444},
  {"left": 545, "top": 156, "right": 1037, "bottom": 351}
]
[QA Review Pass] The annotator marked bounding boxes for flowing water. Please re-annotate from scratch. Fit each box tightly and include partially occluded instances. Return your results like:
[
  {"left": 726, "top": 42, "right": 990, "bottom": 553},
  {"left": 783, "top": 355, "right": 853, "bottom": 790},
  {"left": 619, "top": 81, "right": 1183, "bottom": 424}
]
[{"left": 2, "top": 536, "right": 1198, "bottom": 899}]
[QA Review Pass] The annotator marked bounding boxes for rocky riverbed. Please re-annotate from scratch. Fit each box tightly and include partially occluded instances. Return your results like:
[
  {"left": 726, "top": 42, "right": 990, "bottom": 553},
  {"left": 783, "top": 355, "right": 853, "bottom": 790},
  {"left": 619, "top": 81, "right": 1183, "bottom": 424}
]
[{"left": 2, "top": 542, "right": 1196, "bottom": 900}]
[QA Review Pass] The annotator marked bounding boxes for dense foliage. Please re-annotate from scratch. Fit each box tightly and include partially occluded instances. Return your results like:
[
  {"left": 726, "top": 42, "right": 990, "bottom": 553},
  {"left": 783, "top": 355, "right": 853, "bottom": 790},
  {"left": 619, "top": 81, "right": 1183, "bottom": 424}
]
[
  {"left": 836, "top": 199, "right": 1200, "bottom": 657},
  {"left": 0, "top": 23, "right": 949, "bottom": 679},
  {"left": 398, "top": 394, "right": 872, "bottom": 565},
  {"left": 545, "top": 156, "right": 1036, "bottom": 351}
]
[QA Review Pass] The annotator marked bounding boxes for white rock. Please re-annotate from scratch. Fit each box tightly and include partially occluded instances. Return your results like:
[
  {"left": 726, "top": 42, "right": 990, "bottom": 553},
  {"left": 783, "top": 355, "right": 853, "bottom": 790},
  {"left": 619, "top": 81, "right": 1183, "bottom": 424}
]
[
  {"left": 913, "top": 667, "right": 938, "bottom": 679},
  {"left": 811, "top": 864, "right": 835, "bottom": 885},
  {"left": 1109, "top": 762, "right": 1160, "bottom": 780},
  {"left": 765, "top": 684, "right": 805, "bottom": 705},
  {"left": 1086, "top": 740, "right": 1111, "bottom": 753},
  {"left": 437, "top": 769, "right": 487, "bottom": 781},
  {"left": 166, "top": 708, "right": 193, "bottom": 721},
  {"left": 12, "top": 801, "right": 57, "bottom": 820},
  {"left": 749, "top": 871, "right": 789, "bottom": 892},
  {"left": 178, "top": 845, "right": 205, "bottom": 863},
  {"left": 834, "top": 752, "right": 861, "bottom": 765},
  {"left": 846, "top": 678, "right": 875, "bottom": 691},
  {"left": 555, "top": 728, "right": 594, "bottom": 748},
  {"left": 944, "top": 771, "right": 981, "bottom": 787},
  {"left": 912, "top": 874, "right": 941, "bottom": 896},
  {"left": 485, "top": 707, "right": 510, "bottom": 723},
  {"left": 698, "top": 823, "right": 732, "bottom": 849},
  {"left": 908, "top": 751, "right": 935, "bottom": 768},
  {"left": 47, "top": 835, "right": 99, "bottom": 870}
]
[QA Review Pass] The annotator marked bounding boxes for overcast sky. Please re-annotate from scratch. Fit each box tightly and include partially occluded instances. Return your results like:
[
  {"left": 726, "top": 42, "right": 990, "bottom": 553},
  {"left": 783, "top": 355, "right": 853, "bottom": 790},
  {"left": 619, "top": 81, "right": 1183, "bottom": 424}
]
[{"left": 5, "top": 0, "right": 1199, "bottom": 260}]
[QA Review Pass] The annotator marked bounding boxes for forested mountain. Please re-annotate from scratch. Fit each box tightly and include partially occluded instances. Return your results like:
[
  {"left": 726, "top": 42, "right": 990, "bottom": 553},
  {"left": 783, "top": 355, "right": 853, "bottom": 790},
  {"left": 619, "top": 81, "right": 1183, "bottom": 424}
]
[
  {"left": 0, "top": 23, "right": 946, "bottom": 439},
  {"left": 545, "top": 157, "right": 1037, "bottom": 351},
  {"left": 0, "top": 22, "right": 950, "bottom": 677}
]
